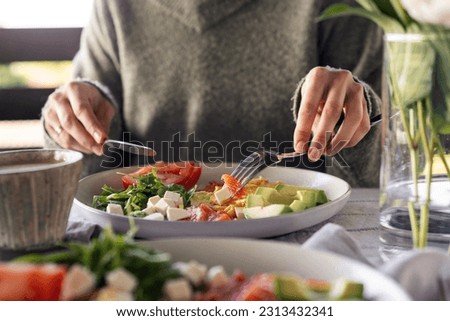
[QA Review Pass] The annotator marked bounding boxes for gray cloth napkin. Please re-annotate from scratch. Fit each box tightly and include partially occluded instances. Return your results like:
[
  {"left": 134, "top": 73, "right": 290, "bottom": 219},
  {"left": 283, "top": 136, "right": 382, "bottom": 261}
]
[
  {"left": 303, "top": 223, "right": 450, "bottom": 301},
  {"left": 65, "top": 219, "right": 101, "bottom": 243}
]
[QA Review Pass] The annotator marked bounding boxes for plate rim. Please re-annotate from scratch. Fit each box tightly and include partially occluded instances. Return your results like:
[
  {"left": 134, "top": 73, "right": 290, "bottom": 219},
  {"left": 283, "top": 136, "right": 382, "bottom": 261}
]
[
  {"left": 141, "top": 236, "right": 412, "bottom": 301},
  {"left": 74, "top": 164, "right": 351, "bottom": 225},
  {"left": 74, "top": 164, "right": 352, "bottom": 238}
]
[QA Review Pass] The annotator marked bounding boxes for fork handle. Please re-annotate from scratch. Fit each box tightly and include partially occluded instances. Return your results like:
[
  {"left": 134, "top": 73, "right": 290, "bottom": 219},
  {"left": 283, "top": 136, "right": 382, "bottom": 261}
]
[{"left": 277, "top": 151, "right": 307, "bottom": 160}]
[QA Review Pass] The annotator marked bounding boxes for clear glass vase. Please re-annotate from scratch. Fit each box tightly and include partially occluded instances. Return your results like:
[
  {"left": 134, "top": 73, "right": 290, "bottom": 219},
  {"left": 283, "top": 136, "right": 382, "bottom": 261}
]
[{"left": 379, "top": 32, "right": 450, "bottom": 258}]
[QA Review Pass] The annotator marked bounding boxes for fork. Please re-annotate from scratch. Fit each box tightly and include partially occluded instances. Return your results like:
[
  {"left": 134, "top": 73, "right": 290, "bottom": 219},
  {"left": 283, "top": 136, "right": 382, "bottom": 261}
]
[
  {"left": 229, "top": 113, "right": 384, "bottom": 190},
  {"left": 229, "top": 149, "right": 300, "bottom": 191}
]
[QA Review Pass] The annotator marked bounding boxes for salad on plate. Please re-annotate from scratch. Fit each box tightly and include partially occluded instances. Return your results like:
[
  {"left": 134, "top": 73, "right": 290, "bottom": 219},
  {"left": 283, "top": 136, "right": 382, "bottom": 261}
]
[
  {"left": 91, "top": 162, "right": 329, "bottom": 222},
  {"left": 1, "top": 227, "right": 363, "bottom": 301}
]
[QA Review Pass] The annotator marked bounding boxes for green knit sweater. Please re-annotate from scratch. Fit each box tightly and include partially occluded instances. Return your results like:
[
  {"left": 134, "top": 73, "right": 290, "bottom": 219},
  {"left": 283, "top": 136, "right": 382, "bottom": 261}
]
[{"left": 43, "top": 0, "right": 384, "bottom": 187}]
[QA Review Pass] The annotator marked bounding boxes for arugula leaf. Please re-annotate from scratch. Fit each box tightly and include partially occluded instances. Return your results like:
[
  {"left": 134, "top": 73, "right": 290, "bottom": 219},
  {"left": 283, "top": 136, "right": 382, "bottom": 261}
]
[{"left": 92, "top": 172, "right": 196, "bottom": 216}]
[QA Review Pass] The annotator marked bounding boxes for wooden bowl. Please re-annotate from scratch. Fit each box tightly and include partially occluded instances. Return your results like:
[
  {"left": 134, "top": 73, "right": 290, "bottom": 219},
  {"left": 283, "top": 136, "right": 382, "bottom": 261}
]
[{"left": 0, "top": 149, "right": 83, "bottom": 250}]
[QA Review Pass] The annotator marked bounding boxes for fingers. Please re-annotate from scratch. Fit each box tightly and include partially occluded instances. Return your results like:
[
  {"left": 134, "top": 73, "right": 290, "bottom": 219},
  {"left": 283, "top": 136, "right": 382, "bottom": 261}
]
[
  {"left": 309, "top": 85, "right": 346, "bottom": 161},
  {"left": 66, "top": 82, "right": 109, "bottom": 145},
  {"left": 293, "top": 71, "right": 325, "bottom": 154},
  {"left": 327, "top": 87, "right": 370, "bottom": 155},
  {"left": 43, "top": 103, "right": 93, "bottom": 154},
  {"left": 294, "top": 67, "right": 370, "bottom": 161},
  {"left": 54, "top": 94, "right": 100, "bottom": 153},
  {"left": 42, "top": 81, "right": 115, "bottom": 156}
]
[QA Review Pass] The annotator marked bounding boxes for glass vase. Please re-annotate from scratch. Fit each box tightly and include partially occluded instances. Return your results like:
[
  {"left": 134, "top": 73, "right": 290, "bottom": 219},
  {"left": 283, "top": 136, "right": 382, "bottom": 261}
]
[{"left": 379, "top": 32, "right": 450, "bottom": 258}]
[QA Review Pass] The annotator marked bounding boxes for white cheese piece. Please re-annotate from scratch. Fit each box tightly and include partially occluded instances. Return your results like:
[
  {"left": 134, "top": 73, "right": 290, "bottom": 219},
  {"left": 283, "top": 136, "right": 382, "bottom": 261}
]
[
  {"left": 163, "top": 191, "right": 182, "bottom": 206},
  {"left": 60, "top": 264, "right": 96, "bottom": 300},
  {"left": 234, "top": 207, "right": 245, "bottom": 219},
  {"left": 207, "top": 265, "right": 229, "bottom": 288},
  {"left": 106, "top": 203, "right": 123, "bottom": 215},
  {"left": 142, "top": 206, "right": 156, "bottom": 215},
  {"left": 106, "top": 268, "right": 138, "bottom": 293},
  {"left": 184, "top": 260, "right": 208, "bottom": 286},
  {"left": 166, "top": 207, "right": 190, "bottom": 221},
  {"left": 214, "top": 186, "right": 232, "bottom": 205},
  {"left": 155, "top": 198, "right": 176, "bottom": 215},
  {"left": 95, "top": 287, "right": 134, "bottom": 301},
  {"left": 163, "top": 278, "right": 192, "bottom": 301},
  {"left": 147, "top": 195, "right": 161, "bottom": 207},
  {"left": 172, "top": 261, "right": 187, "bottom": 273},
  {"left": 143, "top": 212, "right": 165, "bottom": 221}
]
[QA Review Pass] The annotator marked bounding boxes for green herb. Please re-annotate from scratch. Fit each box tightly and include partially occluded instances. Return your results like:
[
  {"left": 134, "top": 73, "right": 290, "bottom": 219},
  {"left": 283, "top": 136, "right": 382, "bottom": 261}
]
[
  {"left": 92, "top": 173, "right": 196, "bottom": 216},
  {"left": 15, "top": 225, "right": 180, "bottom": 300}
]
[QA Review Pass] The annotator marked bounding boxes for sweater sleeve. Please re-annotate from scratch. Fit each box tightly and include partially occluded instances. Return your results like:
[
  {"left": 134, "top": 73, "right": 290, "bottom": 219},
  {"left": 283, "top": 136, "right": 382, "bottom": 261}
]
[
  {"left": 72, "top": 0, "right": 123, "bottom": 135},
  {"left": 292, "top": 7, "right": 384, "bottom": 187},
  {"left": 41, "top": 0, "right": 124, "bottom": 177}
]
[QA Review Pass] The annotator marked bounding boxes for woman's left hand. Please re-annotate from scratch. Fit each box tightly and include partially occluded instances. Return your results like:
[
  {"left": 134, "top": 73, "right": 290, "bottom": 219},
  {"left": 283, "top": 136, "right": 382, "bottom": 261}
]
[{"left": 293, "top": 66, "right": 371, "bottom": 162}]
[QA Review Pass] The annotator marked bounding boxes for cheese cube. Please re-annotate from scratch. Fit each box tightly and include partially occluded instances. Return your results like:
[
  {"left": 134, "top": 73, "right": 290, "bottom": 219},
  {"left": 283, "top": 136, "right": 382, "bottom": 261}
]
[
  {"left": 184, "top": 261, "right": 208, "bottom": 286},
  {"left": 142, "top": 206, "right": 156, "bottom": 215},
  {"left": 60, "top": 264, "right": 96, "bottom": 300},
  {"left": 207, "top": 265, "right": 229, "bottom": 288},
  {"left": 214, "top": 186, "right": 232, "bottom": 205},
  {"left": 95, "top": 287, "right": 134, "bottom": 301},
  {"left": 163, "top": 278, "right": 192, "bottom": 301},
  {"left": 166, "top": 208, "right": 190, "bottom": 221},
  {"left": 143, "top": 212, "right": 165, "bottom": 221},
  {"left": 106, "top": 268, "right": 137, "bottom": 293},
  {"left": 147, "top": 195, "right": 161, "bottom": 207},
  {"left": 106, "top": 203, "right": 124, "bottom": 215},
  {"left": 163, "top": 191, "right": 182, "bottom": 206},
  {"left": 155, "top": 198, "right": 176, "bottom": 215},
  {"left": 172, "top": 261, "right": 207, "bottom": 286},
  {"left": 234, "top": 207, "right": 245, "bottom": 219}
]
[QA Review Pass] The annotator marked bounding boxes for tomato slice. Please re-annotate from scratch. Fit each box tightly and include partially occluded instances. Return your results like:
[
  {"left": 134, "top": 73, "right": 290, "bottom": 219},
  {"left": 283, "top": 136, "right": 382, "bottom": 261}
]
[
  {"left": 121, "top": 161, "right": 202, "bottom": 190},
  {"left": 0, "top": 263, "right": 66, "bottom": 300}
]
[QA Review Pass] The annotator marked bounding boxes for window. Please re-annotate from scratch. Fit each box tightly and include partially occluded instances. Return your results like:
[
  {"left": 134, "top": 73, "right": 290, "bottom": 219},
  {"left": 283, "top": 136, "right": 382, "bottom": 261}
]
[
  {"left": 0, "top": 0, "right": 94, "bottom": 148},
  {"left": 0, "top": 0, "right": 93, "bottom": 89},
  {"left": 0, "top": 0, "right": 93, "bottom": 28}
]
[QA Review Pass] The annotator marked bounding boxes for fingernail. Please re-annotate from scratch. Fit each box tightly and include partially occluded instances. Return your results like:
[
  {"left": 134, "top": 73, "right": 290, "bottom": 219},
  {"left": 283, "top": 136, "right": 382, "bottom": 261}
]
[
  {"left": 95, "top": 145, "right": 104, "bottom": 156},
  {"left": 93, "top": 131, "right": 103, "bottom": 144},
  {"left": 308, "top": 147, "right": 321, "bottom": 161}
]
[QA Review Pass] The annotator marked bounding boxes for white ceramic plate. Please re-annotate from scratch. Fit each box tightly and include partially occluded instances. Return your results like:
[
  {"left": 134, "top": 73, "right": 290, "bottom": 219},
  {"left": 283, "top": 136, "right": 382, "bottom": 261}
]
[
  {"left": 73, "top": 163, "right": 351, "bottom": 239},
  {"left": 145, "top": 238, "right": 410, "bottom": 300}
]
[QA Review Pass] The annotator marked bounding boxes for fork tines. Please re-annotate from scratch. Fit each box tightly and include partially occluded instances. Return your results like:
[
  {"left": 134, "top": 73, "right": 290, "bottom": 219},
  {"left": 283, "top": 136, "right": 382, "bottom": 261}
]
[{"left": 230, "top": 150, "right": 278, "bottom": 188}]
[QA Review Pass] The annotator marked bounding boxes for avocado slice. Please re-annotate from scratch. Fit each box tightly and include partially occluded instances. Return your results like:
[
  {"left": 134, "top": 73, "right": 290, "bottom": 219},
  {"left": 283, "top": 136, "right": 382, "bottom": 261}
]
[
  {"left": 328, "top": 278, "right": 364, "bottom": 300},
  {"left": 254, "top": 187, "right": 293, "bottom": 205},
  {"left": 275, "top": 184, "right": 328, "bottom": 205},
  {"left": 246, "top": 194, "right": 267, "bottom": 208},
  {"left": 296, "top": 190, "right": 317, "bottom": 208},
  {"left": 289, "top": 199, "right": 308, "bottom": 212},
  {"left": 274, "top": 275, "right": 316, "bottom": 300},
  {"left": 243, "top": 204, "right": 292, "bottom": 219},
  {"left": 275, "top": 275, "right": 363, "bottom": 301}
]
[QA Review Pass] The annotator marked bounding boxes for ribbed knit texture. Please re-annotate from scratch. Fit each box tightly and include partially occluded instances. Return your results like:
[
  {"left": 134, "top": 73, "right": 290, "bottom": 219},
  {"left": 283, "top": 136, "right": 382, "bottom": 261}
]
[{"left": 43, "top": 0, "right": 384, "bottom": 187}]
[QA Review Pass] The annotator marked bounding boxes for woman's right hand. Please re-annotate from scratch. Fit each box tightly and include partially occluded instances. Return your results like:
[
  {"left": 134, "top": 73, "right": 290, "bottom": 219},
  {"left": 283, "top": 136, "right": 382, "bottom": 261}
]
[{"left": 42, "top": 81, "right": 116, "bottom": 156}]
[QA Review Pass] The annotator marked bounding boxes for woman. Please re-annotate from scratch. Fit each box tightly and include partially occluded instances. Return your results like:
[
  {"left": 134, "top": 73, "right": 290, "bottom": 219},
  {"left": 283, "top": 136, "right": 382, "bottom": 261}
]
[{"left": 42, "top": 0, "right": 383, "bottom": 187}]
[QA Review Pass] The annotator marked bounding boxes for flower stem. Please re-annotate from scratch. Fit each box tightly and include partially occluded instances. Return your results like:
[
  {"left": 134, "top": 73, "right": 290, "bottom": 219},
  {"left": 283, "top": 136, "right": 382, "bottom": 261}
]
[
  {"left": 399, "top": 104, "right": 419, "bottom": 198},
  {"left": 407, "top": 201, "right": 419, "bottom": 248},
  {"left": 417, "top": 99, "right": 434, "bottom": 248}
]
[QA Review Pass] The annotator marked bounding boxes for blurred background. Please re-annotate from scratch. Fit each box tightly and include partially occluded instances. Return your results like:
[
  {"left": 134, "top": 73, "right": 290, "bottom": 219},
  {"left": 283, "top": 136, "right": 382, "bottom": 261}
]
[{"left": 0, "top": 0, "right": 93, "bottom": 150}]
